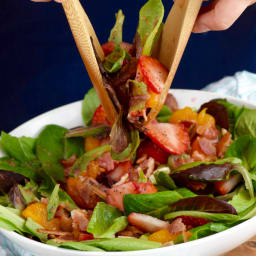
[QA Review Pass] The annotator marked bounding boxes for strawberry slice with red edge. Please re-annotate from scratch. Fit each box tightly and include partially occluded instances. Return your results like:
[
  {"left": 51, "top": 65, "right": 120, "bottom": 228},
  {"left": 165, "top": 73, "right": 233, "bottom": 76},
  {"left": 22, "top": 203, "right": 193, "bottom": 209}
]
[
  {"left": 92, "top": 105, "right": 109, "bottom": 125},
  {"left": 138, "top": 56, "right": 168, "bottom": 94},
  {"left": 137, "top": 139, "right": 170, "bottom": 164},
  {"left": 128, "top": 213, "right": 171, "bottom": 233},
  {"left": 177, "top": 216, "right": 211, "bottom": 229},
  {"left": 214, "top": 174, "right": 242, "bottom": 195},
  {"left": 144, "top": 120, "right": 190, "bottom": 155}
]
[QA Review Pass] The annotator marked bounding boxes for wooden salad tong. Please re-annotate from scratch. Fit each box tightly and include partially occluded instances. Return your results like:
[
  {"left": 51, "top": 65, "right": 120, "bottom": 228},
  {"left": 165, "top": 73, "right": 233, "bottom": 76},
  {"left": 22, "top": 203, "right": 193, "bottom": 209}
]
[{"left": 62, "top": 0, "right": 203, "bottom": 125}]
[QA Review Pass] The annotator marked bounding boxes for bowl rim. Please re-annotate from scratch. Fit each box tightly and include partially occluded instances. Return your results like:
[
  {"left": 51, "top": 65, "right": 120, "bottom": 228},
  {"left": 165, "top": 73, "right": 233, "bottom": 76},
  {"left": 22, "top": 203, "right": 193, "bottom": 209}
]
[{"left": 1, "top": 89, "right": 256, "bottom": 255}]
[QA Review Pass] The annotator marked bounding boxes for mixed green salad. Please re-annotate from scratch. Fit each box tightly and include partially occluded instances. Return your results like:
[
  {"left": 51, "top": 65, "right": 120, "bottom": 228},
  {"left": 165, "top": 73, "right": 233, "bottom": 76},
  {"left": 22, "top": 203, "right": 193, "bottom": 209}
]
[{"left": 1, "top": 0, "right": 256, "bottom": 253}]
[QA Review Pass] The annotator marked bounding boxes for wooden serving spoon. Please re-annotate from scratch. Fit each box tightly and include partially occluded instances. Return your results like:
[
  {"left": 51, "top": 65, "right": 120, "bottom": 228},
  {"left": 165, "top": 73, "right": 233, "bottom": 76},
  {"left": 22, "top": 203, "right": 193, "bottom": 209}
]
[
  {"left": 146, "top": 0, "right": 203, "bottom": 124},
  {"left": 61, "top": 0, "right": 117, "bottom": 124}
]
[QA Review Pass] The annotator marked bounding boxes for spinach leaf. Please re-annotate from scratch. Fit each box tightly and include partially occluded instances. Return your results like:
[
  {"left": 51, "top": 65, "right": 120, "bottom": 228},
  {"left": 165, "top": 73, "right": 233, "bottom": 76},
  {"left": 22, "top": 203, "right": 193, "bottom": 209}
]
[
  {"left": 25, "top": 218, "right": 47, "bottom": 242},
  {"left": 108, "top": 10, "right": 125, "bottom": 43},
  {"left": 82, "top": 88, "right": 101, "bottom": 126},
  {"left": 225, "top": 135, "right": 251, "bottom": 167},
  {"left": 124, "top": 191, "right": 182, "bottom": 216},
  {"left": 47, "top": 240, "right": 104, "bottom": 252},
  {"left": 71, "top": 145, "right": 111, "bottom": 175},
  {"left": 235, "top": 109, "right": 256, "bottom": 138},
  {"left": 104, "top": 45, "right": 130, "bottom": 73},
  {"left": 36, "top": 125, "right": 67, "bottom": 181},
  {"left": 87, "top": 202, "right": 122, "bottom": 238},
  {"left": 0, "top": 132, "right": 36, "bottom": 162},
  {"left": 156, "top": 105, "right": 172, "bottom": 123},
  {"left": 154, "top": 171, "right": 177, "bottom": 190},
  {"left": 137, "top": 0, "right": 164, "bottom": 56},
  {"left": 47, "top": 184, "right": 60, "bottom": 220},
  {"left": 175, "top": 188, "right": 197, "bottom": 198},
  {"left": 64, "top": 137, "right": 84, "bottom": 160},
  {"left": 0, "top": 158, "right": 37, "bottom": 181},
  {"left": 164, "top": 211, "right": 240, "bottom": 223},
  {"left": 229, "top": 186, "right": 256, "bottom": 214},
  {"left": 188, "top": 223, "right": 229, "bottom": 241},
  {"left": 246, "top": 137, "right": 256, "bottom": 169},
  {"left": 48, "top": 238, "right": 161, "bottom": 251}
]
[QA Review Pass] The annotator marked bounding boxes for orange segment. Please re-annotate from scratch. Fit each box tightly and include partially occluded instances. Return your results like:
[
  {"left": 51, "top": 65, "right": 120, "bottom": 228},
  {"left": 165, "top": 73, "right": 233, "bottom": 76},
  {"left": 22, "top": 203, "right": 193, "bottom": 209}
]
[
  {"left": 22, "top": 202, "right": 60, "bottom": 230},
  {"left": 146, "top": 89, "right": 160, "bottom": 109},
  {"left": 85, "top": 137, "right": 101, "bottom": 152},
  {"left": 148, "top": 229, "right": 178, "bottom": 244},
  {"left": 170, "top": 107, "right": 197, "bottom": 124}
]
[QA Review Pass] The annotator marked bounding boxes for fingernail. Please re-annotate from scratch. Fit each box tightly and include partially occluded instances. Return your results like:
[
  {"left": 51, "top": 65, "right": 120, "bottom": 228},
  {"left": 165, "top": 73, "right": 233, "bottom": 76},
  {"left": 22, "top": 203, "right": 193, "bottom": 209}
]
[{"left": 193, "top": 24, "right": 210, "bottom": 33}]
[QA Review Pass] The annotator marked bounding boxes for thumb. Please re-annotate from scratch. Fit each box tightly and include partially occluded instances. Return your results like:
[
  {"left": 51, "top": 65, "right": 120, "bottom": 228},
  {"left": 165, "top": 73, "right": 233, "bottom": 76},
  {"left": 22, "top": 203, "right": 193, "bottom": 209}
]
[{"left": 193, "top": 0, "right": 254, "bottom": 33}]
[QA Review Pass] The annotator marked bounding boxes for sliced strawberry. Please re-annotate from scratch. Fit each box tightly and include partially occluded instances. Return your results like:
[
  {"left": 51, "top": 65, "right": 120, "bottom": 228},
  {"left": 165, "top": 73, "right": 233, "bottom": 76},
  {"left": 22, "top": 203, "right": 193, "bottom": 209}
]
[
  {"left": 138, "top": 56, "right": 168, "bottom": 94},
  {"left": 102, "top": 42, "right": 134, "bottom": 56},
  {"left": 133, "top": 182, "right": 158, "bottom": 194},
  {"left": 144, "top": 120, "right": 190, "bottom": 155},
  {"left": 214, "top": 174, "right": 242, "bottom": 195},
  {"left": 137, "top": 139, "right": 170, "bottom": 164},
  {"left": 106, "top": 182, "right": 137, "bottom": 211},
  {"left": 177, "top": 216, "right": 211, "bottom": 229},
  {"left": 128, "top": 213, "right": 170, "bottom": 233},
  {"left": 91, "top": 105, "right": 109, "bottom": 125}
]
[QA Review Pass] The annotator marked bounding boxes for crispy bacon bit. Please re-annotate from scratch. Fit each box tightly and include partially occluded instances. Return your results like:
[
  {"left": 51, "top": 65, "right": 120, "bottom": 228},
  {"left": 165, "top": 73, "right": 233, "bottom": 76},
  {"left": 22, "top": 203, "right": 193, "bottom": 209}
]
[
  {"left": 84, "top": 160, "right": 105, "bottom": 179},
  {"left": 108, "top": 161, "right": 132, "bottom": 184},
  {"left": 97, "top": 152, "right": 117, "bottom": 172},
  {"left": 71, "top": 209, "right": 89, "bottom": 232},
  {"left": 60, "top": 154, "right": 77, "bottom": 168},
  {"left": 217, "top": 131, "right": 232, "bottom": 158},
  {"left": 197, "top": 137, "right": 217, "bottom": 156},
  {"left": 113, "top": 174, "right": 129, "bottom": 187},
  {"left": 117, "top": 225, "right": 144, "bottom": 238},
  {"left": 136, "top": 157, "right": 155, "bottom": 178},
  {"left": 133, "top": 182, "right": 157, "bottom": 194},
  {"left": 169, "top": 218, "right": 186, "bottom": 234},
  {"left": 106, "top": 182, "right": 137, "bottom": 211}
]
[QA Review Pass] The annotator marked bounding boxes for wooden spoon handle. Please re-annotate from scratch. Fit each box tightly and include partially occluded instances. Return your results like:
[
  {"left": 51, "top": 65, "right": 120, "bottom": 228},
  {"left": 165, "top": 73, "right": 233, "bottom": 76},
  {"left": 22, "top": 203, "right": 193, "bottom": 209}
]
[
  {"left": 62, "top": 0, "right": 117, "bottom": 124},
  {"left": 147, "top": 0, "right": 203, "bottom": 123}
]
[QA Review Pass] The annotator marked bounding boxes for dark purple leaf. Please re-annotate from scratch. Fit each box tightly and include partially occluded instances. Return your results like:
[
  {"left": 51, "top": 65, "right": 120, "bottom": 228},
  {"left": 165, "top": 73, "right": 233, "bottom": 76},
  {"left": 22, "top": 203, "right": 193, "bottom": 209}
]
[
  {"left": 172, "top": 163, "right": 234, "bottom": 185},
  {"left": 199, "top": 100, "right": 229, "bottom": 130},
  {"left": 0, "top": 170, "right": 25, "bottom": 193},
  {"left": 169, "top": 196, "right": 237, "bottom": 215},
  {"left": 8, "top": 184, "right": 26, "bottom": 210},
  {"left": 164, "top": 93, "right": 178, "bottom": 112}
]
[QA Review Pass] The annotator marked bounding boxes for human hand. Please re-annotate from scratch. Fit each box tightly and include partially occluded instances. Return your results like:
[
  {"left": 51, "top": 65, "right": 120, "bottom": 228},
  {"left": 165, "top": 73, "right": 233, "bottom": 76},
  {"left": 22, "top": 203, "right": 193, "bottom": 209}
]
[{"left": 193, "top": 0, "right": 256, "bottom": 33}]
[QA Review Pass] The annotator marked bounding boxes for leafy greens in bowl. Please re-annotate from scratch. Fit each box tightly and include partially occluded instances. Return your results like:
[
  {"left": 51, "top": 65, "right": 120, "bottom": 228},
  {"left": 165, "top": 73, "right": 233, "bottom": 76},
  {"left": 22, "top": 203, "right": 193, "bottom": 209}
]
[{"left": 1, "top": 89, "right": 256, "bottom": 256}]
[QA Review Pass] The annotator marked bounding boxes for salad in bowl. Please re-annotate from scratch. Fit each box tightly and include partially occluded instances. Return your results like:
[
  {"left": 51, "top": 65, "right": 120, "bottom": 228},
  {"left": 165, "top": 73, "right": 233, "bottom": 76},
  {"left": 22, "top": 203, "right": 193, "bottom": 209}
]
[{"left": 1, "top": 0, "right": 256, "bottom": 254}]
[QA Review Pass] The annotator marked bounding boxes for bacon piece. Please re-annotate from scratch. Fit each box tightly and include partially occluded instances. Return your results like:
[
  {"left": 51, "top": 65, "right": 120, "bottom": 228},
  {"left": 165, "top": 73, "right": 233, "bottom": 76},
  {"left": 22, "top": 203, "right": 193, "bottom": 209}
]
[
  {"left": 169, "top": 218, "right": 186, "bottom": 234},
  {"left": 71, "top": 209, "right": 89, "bottom": 232},
  {"left": 107, "top": 161, "right": 132, "bottom": 184},
  {"left": 97, "top": 152, "right": 117, "bottom": 172}
]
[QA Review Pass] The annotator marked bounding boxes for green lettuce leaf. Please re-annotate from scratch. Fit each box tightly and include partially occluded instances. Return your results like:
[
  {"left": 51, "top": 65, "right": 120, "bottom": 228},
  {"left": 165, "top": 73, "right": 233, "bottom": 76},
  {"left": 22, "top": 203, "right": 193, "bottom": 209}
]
[
  {"left": 36, "top": 125, "right": 67, "bottom": 181},
  {"left": 82, "top": 88, "right": 101, "bottom": 126},
  {"left": 108, "top": 10, "right": 125, "bottom": 43},
  {"left": 47, "top": 184, "right": 60, "bottom": 220},
  {"left": 137, "top": 0, "right": 164, "bottom": 56},
  {"left": 0, "top": 132, "right": 36, "bottom": 162},
  {"left": 156, "top": 105, "right": 172, "bottom": 123},
  {"left": 104, "top": 45, "right": 130, "bottom": 73},
  {"left": 87, "top": 202, "right": 123, "bottom": 238},
  {"left": 25, "top": 218, "right": 47, "bottom": 242}
]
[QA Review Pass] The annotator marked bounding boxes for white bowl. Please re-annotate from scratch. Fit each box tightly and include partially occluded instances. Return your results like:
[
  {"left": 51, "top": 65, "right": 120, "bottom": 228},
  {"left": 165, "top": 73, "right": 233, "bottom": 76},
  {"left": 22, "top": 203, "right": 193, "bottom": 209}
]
[{"left": 1, "top": 89, "right": 255, "bottom": 256}]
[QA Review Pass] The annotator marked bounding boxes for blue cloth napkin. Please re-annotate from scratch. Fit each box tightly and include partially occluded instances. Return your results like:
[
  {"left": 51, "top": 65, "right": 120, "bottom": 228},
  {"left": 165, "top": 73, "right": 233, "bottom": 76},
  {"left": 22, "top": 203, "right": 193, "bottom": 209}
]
[{"left": 0, "top": 71, "right": 255, "bottom": 256}]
